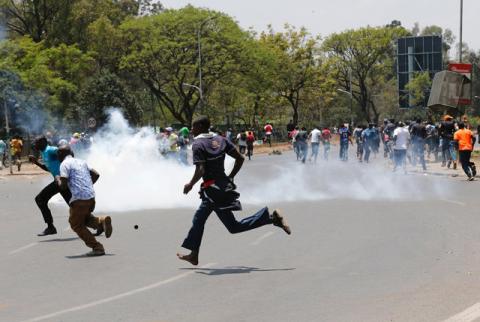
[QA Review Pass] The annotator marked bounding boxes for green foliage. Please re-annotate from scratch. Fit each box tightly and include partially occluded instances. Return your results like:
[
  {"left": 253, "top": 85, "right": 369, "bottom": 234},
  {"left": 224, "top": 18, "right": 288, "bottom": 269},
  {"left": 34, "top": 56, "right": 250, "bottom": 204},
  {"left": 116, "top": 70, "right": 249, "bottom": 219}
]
[
  {"left": 323, "top": 26, "right": 410, "bottom": 123},
  {"left": 76, "top": 71, "right": 143, "bottom": 126},
  {"left": 1, "top": 2, "right": 473, "bottom": 133},
  {"left": 119, "top": 5, "right": 252, "bottom": 125},
  {"left": 259, "top": 25, "right": 323, "bottom": 125},
  {"left": 405, "top": 71, "right": 432, "bottom": 107}
]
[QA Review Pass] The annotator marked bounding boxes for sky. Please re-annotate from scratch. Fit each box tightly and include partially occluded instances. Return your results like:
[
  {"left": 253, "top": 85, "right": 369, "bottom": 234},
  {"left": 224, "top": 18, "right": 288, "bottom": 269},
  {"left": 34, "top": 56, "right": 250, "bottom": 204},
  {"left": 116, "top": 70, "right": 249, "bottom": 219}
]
[{"left": 163, "top": 0, "right": 479, "bottom": 56}]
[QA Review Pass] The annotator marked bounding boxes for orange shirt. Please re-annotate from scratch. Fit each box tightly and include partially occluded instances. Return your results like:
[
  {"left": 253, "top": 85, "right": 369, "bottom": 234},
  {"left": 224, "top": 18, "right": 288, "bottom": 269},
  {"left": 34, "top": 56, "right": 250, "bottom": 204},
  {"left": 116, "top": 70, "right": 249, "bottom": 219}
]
[
  {"left": 10, "top": 139, "right": 23, "bottom": 154},
  {"left": 454, "top": 129, "right": 473, "bottom": 151}
]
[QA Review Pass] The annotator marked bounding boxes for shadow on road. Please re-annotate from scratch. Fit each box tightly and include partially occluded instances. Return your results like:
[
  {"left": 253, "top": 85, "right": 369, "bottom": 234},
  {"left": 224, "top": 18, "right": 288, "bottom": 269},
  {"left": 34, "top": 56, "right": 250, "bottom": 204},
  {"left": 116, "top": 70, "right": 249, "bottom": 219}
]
[
  {"left": 39, "top": 237, "right": 79, "bottom": 242},
  {"left": 180, "top": 266, "right": 296, "bottom": 276},
  {"left": 65, "top": 254, "right": 116, "bottom": 259}
]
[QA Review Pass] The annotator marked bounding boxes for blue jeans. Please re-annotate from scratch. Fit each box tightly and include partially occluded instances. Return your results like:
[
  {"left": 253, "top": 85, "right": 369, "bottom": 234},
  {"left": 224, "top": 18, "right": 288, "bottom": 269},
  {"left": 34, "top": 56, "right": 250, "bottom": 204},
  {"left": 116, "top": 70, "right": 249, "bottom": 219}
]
[
  {"left": 298, "top": 142, "right": 308, "bottom": 163},
  {"left": 339, "top": 142, "right": 348, "bottom": 161},
  {"left": 310, "top": 142, "right": 319, "bottom": 162},
  {"left": 363, "top": 141, "right": 371, "bottom": 162},
  {"left": 412, "top": 138, "right": 427, "bottom": 170},
  {"left": 393, "top": 149, "right": 407, "bottom": 170},
  {"left": 323, "top": 142, "right": 330, "bottom": 160},
  {"left": 182, "top": 200, "right": 273, "bottom": 251}
]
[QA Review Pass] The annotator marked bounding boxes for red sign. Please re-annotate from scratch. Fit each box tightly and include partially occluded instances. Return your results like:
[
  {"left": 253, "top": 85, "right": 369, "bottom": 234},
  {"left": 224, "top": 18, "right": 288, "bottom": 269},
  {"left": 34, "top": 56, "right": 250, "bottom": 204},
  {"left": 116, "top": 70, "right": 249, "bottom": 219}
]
[{"left": 448, "top": 63, "right": 472, "bottom": 74}]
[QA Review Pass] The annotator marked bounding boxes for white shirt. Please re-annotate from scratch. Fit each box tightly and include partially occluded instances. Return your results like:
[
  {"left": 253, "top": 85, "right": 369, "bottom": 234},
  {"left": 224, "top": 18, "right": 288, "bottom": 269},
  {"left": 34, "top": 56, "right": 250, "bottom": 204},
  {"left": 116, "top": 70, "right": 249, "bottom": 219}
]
[
  {"left": 236, "top": 133, "right": 247, "bottom": 147},
  {"left": 393, "top": 127, "right": 410, "bottom": 150},
  {"left": 60, "top": 156, "right": 95, "bottom": 204},
  {"left": 310, "top": 128, "right": 321, "bottom": 143}
]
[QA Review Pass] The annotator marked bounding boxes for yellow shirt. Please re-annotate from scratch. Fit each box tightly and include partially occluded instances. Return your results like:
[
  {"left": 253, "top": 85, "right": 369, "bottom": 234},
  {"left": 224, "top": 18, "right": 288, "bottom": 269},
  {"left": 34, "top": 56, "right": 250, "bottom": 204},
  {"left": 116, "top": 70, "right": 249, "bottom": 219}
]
[{"left": 10, "top": 139, "right": 23, "bottom": 154}]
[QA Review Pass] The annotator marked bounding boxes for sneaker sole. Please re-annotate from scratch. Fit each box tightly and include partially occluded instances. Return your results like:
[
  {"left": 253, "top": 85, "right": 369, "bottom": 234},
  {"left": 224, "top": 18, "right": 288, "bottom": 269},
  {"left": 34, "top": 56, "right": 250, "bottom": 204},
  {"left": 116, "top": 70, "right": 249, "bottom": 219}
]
[{"left": 103, "top": 216, "right": 112, "bottom": 238}]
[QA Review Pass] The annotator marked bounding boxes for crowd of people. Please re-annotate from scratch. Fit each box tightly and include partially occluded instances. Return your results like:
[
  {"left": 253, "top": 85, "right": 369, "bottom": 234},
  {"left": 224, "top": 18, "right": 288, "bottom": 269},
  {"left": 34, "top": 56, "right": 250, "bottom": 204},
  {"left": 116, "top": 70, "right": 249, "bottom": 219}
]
[{"left": 285, "top": 115, "right": 478, "bottom": 181}]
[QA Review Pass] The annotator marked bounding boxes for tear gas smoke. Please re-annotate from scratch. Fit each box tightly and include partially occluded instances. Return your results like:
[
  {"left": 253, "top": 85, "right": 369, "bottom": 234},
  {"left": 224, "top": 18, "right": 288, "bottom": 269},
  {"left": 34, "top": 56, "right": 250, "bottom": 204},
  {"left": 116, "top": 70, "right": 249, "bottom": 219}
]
[{"left": 75, "top": 110, "right": 449, "bottom": 213}]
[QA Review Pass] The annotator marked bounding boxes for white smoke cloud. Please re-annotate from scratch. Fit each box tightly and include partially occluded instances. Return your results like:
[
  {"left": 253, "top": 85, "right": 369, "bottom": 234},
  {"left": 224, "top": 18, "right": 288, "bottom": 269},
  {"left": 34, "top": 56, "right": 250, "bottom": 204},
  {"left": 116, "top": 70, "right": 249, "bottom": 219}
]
[{"left": 73, "top": 110, "right": 449, "bottom": 213}]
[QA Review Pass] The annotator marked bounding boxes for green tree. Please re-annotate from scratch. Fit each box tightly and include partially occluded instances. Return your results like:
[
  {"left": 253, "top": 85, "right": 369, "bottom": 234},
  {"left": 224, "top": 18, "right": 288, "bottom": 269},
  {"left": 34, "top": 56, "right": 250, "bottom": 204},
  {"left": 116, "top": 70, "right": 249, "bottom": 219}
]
[
  {"left": 76, "top": 71, "right": 143, "bottom": 126},
  {"left": 259, "top": 25, "right": 320, "bottom": 125},
  {"left": 323, "top": 26, "right": 409, "bottom": 123},
  {"left": 0, "top": 37, "right": 94, "bottom": 122},
  {"left": 119, "top": 6, "right": 252, "bottom": 126},
  {"left": 404, "top": 71, "right": 432, "bottom": 107},
  {"left": 0, "top": 0, "right": 72, "bottom": 42}
]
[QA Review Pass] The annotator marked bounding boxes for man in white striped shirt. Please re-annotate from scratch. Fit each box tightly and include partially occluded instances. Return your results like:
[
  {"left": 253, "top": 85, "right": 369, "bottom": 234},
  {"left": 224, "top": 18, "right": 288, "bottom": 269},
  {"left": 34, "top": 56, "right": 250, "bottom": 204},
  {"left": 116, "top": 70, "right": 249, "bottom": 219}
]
[{"left": 56, "top": 145, "right": 112, "bottom": 257}]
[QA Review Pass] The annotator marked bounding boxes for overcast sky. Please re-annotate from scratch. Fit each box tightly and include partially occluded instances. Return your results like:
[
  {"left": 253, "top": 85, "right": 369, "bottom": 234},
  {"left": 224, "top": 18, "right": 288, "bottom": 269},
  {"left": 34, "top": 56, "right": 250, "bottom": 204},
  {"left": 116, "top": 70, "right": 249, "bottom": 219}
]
[{"left": 163, "top": 0, "right": 479, "bottom": 56}]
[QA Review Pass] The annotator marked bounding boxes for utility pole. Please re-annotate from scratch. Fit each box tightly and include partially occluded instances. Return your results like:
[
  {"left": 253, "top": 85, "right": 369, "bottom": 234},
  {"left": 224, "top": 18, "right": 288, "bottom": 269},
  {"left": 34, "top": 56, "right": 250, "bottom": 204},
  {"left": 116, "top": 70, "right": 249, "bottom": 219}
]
[
  {"left": 3, "top": 92, "right": 13, "bottom": 174},
  {"left": 349, "top": 68, "right": 353, "bottom": 126},
  {"left": 459, "top": 0, "right": 463, "bottom": 62},
  {"left": 197, "top": 28, "right": 203, "bottom": 112},
  {"left": 196, "top": 15, "right": 218, "bottom": 114}
]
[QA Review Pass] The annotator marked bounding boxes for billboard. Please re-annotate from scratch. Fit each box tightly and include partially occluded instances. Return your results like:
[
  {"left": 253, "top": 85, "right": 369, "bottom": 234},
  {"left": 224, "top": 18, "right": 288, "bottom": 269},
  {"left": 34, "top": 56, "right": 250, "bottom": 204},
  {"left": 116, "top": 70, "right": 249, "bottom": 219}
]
[{"left": 396, "top": 36, "right": 443, "bottom": 108}]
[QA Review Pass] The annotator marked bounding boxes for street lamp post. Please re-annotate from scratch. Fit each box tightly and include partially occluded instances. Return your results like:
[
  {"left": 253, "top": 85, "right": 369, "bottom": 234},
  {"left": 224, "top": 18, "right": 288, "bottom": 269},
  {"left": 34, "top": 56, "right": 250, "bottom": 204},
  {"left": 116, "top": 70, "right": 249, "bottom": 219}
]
[
  {"left": 196, "top": 15, "right": 218, "bottom": 113},
  {"left": 182, "top": 83, "right": 203, "bottom": 112},
  {"left": 459, "top": 0, "right": 464, "bottom": 62},
  {"left": 337, "top": 88, "right": 354, "bottom": 126},
  {"left": 3, "top": 91, "right": 13, "bottom": 174}
]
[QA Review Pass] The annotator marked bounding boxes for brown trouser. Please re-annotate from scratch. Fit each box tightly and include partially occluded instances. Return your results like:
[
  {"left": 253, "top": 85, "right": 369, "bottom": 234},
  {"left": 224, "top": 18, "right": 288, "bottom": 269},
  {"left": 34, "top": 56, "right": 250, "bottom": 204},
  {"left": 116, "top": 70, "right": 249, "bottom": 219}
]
[{"left": 69, "top": 198, "right": 104, "bottom": 251}]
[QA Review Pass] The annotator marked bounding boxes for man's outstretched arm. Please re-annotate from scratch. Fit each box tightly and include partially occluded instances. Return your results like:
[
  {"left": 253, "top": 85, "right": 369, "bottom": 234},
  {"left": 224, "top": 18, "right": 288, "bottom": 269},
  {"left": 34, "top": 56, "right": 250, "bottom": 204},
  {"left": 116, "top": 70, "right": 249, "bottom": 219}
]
[
  {"left": 227, "top": 148, "right": 244, "bottom": 180},
  {"left": 29, "top": 156, "right": 49, "bottom": 172}
]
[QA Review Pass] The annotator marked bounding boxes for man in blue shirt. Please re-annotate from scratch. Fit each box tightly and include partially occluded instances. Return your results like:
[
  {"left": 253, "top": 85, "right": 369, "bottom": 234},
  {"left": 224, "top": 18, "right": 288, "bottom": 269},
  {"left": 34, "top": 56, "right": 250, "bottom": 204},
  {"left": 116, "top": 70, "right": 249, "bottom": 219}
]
[
  {"left": 177, "top": 116, "right": 291, "bottom": 266},
  {"left": 29, "top": 136, "right": 72, "bottom": 236},
  {"left": 338, "top": 124, "right": 353, "bottom": 161},
  {"left": 0, "top": 139, "right": 6, "bottom": 169}
]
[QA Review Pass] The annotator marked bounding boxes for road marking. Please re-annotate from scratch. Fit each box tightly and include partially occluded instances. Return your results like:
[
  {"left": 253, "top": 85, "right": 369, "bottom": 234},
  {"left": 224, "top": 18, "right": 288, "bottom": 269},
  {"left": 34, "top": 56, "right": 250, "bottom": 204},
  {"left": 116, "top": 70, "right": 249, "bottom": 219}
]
[
  {"left": 250, "top": 231, "right": 275, "bottom": 246},
  {"left": 22, "top": 262, "right": 216, "bottom": 322},
  {"left": 63, "top": 226, "right": 71, "bottom": 232},
  {"left": 443, "top": 200, "right": 467, "bottom": 207},
  {"left": 444, "top": 302, "right": 480, "bottom": 322},
  {"left": 9, "top": 242, "right": 38, "bottom": 255}
]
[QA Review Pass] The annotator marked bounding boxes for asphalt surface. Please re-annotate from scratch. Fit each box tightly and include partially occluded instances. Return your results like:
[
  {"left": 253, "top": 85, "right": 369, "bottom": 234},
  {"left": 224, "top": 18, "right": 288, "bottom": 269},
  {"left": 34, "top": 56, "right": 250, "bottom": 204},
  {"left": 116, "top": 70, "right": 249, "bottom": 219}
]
[{"left": 2, "top": 151, "right": 480, "bottom": 322}]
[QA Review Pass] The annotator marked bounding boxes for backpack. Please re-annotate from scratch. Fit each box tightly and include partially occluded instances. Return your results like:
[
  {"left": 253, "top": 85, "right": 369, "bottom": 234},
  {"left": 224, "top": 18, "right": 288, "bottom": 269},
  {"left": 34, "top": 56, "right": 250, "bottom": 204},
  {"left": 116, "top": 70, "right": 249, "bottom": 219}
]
[{"left": 240, "top": 133, "right": 247, "bottom": 141}]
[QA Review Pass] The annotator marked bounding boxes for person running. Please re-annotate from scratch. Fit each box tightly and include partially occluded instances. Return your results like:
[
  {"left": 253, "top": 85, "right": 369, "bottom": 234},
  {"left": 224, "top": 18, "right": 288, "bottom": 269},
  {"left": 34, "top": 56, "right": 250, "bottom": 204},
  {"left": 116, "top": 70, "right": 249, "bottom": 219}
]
[
  {"left": 308, "top": 126, "right": 321, "bottom": 163},
  {"left": 439, "top": 115, "right": 457, "bottom": 169},
  {"left": 383, "top": 119, "right": 396, "bottom": 159},
  {"left": 338, "top": 124, "right": 352, "bottom": 161},
  {"left": 236, "top": 130, "right": 247, "bottom": 155},
  {"left": 454, "top": 122, "right": 476, "bottom": 181},
  {"left": 10, "top": 135, "right": 23, "bottom": 171},
  {"left": 29, "top": 136, "right": 73, "bottom": 236},
  {"left": 291, "top": 126, "right": 300, "bottom": 160},
  {"left": 165, "top": 127, "right": 178, "bottom": 160},
  {"left": 178, "top": 127, "right": 190, "bottom": 165},
  {"left": 362, "top": 124, "right": 377, "bottom": 163},
  {"left": 353, "top": 125, "right": 364, "bottom": 162},
  {"left": 177, "top": 116, "right": 291, "bottom": 266},
  {"left": 321, "top": 127, "right": 332, "bottom": 160},
  {"left": 29, "top": 136, "right": 102, "bottom": 236},
  {"left": 392, "top": 122, "right": 410, "bottom": 173},
  {"left": 264, "top": 123, "right": 273, "bottom": 147},
  {"left": 410, "top": 119, "right": 427, "bottom": 171},
  {"left": 295, "top": 127, "right": 308, "bottom": 163},
  {"left": 56, "top": 145, "right": 112, "bottom": 256},
  {"left": 0, "top": 139, "right": 6, "bottom": 169},
  {"left": 425, "top": 122, "right": 439, "bottom": 162},
  {"left": 246, "top": 129, "right": 255, "bottom": 160}
]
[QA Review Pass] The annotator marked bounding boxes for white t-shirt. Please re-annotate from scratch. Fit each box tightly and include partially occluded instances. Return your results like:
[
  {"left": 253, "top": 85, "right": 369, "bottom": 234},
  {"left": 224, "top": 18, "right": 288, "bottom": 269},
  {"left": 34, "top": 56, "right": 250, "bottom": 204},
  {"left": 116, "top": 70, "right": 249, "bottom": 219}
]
[
  {"left": 393, "top": 127, "right": 410, "bottom": 150},
  {"left": 60, "top": 156, "right": 95, "bottom": 204},
  {"left": 310, "top": 128, "right": 321, "bottom": 143},
  {"left": 236, "top": 133, "right": 247, "bottom": 147}
]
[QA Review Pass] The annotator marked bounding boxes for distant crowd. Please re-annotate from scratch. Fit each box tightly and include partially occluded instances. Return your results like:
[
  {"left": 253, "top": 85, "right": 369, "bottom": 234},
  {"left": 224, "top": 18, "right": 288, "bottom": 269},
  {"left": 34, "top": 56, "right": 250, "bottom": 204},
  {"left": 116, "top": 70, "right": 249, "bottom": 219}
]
[{"left": 1, "top": 116, "right": 478, "bottom": 181}]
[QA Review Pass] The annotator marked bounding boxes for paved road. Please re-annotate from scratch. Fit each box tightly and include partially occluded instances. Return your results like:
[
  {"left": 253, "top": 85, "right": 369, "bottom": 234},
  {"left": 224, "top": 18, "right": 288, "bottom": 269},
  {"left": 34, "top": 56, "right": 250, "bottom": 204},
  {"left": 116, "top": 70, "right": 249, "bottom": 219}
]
[{"left": 2, "top": 152, "right": 480, "bottom": 322}]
